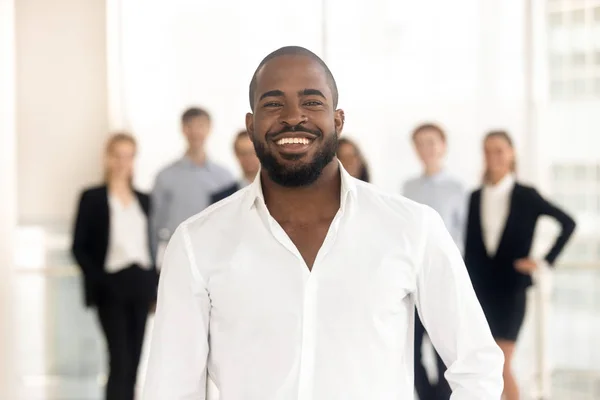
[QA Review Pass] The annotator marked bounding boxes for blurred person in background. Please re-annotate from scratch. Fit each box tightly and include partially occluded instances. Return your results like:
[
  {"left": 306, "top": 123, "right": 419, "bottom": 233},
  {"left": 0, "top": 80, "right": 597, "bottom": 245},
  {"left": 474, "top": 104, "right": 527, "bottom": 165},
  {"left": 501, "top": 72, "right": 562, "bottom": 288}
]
[
  {"left": 150, "top": 107, "right": 234, "bottom": 263},
  {"left": 72, "top": 133, "right": 158, "bottom": 400},
  {"left": 403, "top": 123, "right": 466, "bottom": 400},
  {"left": 337, "top": 137, "right": 370, "bottom": 182},
  {"left": 464, "top": 130, "right": 576, "bottom": 400},
  {"left": 210, "top": 129, "right": 260, "bottom": 204}
]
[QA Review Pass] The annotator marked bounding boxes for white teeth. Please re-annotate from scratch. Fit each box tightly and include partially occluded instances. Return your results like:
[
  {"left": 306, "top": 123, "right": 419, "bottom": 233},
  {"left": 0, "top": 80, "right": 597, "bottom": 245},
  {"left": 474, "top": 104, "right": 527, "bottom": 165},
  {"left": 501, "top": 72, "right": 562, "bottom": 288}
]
[{"left": 276, "top": 137, "right": 311, "bottom": 145}]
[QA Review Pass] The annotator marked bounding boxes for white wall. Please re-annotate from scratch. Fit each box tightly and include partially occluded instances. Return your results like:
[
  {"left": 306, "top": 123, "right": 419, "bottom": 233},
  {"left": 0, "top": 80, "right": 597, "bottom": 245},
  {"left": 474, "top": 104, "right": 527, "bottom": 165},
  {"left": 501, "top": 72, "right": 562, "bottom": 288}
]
[
  {"left": 112, "top": 0, "right": 529, "bottom": 193},
  {"left": 0, "top": 0, "right": 16, "bottom": 395},
  {"left": 16, "top": 0, "right": 108, "bottom": 224}
]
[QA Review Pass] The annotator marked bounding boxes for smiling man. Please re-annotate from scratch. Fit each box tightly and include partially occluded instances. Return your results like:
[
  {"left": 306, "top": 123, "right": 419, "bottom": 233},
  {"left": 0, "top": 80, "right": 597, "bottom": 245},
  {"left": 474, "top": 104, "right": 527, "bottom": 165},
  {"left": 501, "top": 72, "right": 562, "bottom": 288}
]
[{"left": 143, "top": 46, "right": 504, "bottom": 400}]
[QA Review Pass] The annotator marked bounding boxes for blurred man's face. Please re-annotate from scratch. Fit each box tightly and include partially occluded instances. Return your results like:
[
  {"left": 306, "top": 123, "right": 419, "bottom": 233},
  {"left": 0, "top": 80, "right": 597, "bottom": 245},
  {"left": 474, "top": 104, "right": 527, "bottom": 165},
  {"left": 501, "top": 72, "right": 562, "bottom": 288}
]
[
  {"left": 183, "top": 115, "right": 211, "bottom": 151},
  {"left": 413, "top": 129, "right": 446, "bottom": 168},
  {"left": 235, "top": 135, "right": 260, "bottom": 179},
  {"left": 246, "top": 54, "right": 344, "bottom": 187}
]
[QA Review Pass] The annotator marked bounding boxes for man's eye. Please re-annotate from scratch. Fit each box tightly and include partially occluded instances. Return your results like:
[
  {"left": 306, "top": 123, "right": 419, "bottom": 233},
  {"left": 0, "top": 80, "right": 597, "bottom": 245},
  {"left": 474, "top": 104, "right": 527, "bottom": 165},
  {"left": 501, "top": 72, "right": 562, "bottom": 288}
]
[{"left": 305, "top": 101, "right": 323, "bottom": 106}]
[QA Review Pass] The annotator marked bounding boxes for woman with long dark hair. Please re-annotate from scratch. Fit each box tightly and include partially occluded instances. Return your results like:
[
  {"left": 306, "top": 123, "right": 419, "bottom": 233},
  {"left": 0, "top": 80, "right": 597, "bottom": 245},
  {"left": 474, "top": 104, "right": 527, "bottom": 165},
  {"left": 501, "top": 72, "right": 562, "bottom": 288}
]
[
  {"left": 337, "top": 137, "right": 370, "bottom": 182},
  {"left": 464, "top": 131, "right": 576, "bottom": 400},
  {"left": 72, "top": 133, "right": 157, "bottom": 400}
]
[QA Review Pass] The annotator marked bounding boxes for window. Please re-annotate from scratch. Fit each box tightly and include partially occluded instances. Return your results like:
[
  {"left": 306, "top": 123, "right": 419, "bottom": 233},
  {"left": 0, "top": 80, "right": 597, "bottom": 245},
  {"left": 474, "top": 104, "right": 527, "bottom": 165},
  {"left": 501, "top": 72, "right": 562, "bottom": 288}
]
[
  {"left": 574, "top": 165, "right": 588, "bottom": 180},
  {"left": 552, "top": 164, "right": 566, "bottom": 181},
  {"left": 572, "top": 79, "right": 587, "bottom": 96},
  {"left": 594, "top": 7, "right": 600, "bottom": 23},
  {"left": 550, "top": 163, "right": 600, "bottom": 215},
  {"left": 549, "top": 12, "right": 563, "bottom": 28},
  {"left": 572, "top": 193, "right": 587, "bottom": 213},
  {"left": 595, "top": 78, "right": 600, "bottom": 96},
  {"left": 549, "top": 53, "right": 564, "bottom": 70},
  {"left": 562, "top": 241, "right": 590, "bottom": 263},
  {"left": 571, "top": 9, "right": 586, "bottom": 25},
  {"left": 572, "top": 52, "right": 587, "bottom": 67},
  {"left": 550, "top": 80, "right": 564, "bottom": 98}
]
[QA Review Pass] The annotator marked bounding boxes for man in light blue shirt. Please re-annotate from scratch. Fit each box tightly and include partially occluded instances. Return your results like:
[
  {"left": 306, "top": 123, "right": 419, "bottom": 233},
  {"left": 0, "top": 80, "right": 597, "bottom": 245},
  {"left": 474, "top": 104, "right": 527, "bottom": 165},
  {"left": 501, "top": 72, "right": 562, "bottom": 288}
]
[
  {"left": 403, "top": 123, "right": 467, "bottom": 400},
  {"left": 150, "top": 107, "right": 234, "bottom": 262}
]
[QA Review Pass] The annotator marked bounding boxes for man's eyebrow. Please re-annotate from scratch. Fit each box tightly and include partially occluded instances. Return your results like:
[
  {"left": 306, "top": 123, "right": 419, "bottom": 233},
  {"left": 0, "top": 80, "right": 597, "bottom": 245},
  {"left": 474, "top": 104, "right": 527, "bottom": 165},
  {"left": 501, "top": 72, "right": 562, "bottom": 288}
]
[
  {"left": 299, "top": 89, "right": 326, "bottom": 99},
  {"left": 259, "top": 90, "right": 284, "bottom": 101}
]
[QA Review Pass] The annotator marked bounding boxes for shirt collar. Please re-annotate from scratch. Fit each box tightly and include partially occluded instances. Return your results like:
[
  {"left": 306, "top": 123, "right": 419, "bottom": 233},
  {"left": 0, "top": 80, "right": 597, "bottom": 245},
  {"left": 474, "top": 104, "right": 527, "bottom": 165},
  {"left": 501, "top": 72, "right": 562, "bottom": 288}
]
[
  {"left": 243, "top": 160, "right": 357, "bottom": 211},
  {"left": 422, "top": 169, "right": 447, "bottom": 183},
  {"left": 181, "top": 155, "right": 211, "bottom": 170},
  {"left": 239, "top": 177, "right": 252, "bottom": 188},
  {"left": 484, "top": 173, "right": 516, "bottom": 194}
]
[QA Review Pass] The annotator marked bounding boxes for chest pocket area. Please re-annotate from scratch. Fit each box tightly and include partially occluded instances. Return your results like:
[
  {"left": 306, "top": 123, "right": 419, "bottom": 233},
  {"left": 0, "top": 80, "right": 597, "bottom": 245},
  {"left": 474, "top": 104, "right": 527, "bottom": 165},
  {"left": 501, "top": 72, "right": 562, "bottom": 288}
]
[{"left": 369, "top": 254, "right": 416, "bottom": 315}]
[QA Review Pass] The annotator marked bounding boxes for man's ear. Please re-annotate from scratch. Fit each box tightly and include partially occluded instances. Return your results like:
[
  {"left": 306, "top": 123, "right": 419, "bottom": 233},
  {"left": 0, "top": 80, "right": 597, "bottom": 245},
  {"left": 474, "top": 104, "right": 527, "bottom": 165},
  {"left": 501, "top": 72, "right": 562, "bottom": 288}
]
[
  {"left": 245, "top": 113, "right": 254, "bottom": 138},
  {"left": 334, "top": 109, "right": 345, "bottom": 137}
]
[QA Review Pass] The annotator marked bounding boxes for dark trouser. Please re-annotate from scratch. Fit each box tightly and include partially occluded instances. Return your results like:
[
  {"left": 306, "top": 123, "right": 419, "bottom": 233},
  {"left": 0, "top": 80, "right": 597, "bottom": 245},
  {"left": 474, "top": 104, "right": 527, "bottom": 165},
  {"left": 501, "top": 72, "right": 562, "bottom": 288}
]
[
  {"left": 415, "top": 314, "right": 451, "bottom": 400},
  {"left": 96, "top": 266, "right": 154, "bottom": 400}
]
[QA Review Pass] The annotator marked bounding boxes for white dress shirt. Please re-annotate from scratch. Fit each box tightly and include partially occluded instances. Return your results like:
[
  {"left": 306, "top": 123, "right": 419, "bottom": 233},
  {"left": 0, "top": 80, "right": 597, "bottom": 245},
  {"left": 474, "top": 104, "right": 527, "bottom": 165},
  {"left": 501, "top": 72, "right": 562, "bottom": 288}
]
[
  {"left": 105, "top": 195, "right": 151, "bottom": 273},
  {"left": 143, "top": 165, "right": 503, "bottom": 400},
  {"left": 480, "top": 174, "right": 516, "bottom": 256}
]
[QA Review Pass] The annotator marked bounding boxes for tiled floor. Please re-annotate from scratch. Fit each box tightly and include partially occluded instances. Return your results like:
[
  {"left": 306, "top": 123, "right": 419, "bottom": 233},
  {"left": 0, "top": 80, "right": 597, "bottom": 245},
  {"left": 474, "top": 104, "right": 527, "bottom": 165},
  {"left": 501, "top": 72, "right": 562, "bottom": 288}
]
[{"left": 10, "top": 225, "right": 600, "bottom": 399}]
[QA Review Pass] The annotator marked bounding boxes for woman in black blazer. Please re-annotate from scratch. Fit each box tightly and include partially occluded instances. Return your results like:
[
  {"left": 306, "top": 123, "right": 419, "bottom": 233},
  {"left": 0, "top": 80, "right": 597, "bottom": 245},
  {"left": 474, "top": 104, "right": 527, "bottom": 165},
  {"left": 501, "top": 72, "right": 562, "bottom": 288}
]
[
  {"left": 464, "top": 131, "right": 576, "bottom": 400},
  {"left": 72, "top": 133, "right": 158, "bottom": 400}
]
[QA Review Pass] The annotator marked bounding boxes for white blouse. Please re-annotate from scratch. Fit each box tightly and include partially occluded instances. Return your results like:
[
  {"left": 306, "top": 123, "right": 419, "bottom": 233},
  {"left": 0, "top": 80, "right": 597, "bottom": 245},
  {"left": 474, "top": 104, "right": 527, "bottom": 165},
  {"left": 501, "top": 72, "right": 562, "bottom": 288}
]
[
  {"left": 481, "top": 173, "right": 516, "bottom": 257},
  {"left": 105, "top": 195, "right": 152, "bottom": 273}
]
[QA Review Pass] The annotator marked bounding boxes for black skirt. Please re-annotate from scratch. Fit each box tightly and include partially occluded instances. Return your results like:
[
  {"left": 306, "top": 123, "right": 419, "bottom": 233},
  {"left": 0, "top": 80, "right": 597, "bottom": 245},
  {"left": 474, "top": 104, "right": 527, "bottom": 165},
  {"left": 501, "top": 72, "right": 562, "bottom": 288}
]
[{"left": 478, "top": 288, "right": 527, "bottom": 342}]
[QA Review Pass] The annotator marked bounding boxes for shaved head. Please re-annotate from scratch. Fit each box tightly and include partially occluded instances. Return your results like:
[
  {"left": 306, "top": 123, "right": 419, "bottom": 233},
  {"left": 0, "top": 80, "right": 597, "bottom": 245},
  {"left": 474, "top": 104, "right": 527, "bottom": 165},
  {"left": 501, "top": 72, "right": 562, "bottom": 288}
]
[{"left": 249, "top": 46, "right": 338, "bottom": 111}]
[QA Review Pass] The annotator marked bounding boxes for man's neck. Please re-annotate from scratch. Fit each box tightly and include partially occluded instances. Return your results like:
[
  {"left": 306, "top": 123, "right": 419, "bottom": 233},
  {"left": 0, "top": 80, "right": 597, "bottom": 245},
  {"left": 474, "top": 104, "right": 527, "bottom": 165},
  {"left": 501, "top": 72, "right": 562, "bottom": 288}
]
[
  {"left": 186, "top": 148, "right": 206, "bottom": 166},
  {"left": 262, "top": 161, "right": 341, "bottom": 224},
  {"left": 424, "top": 164, "right": 443, "bottom": 177}
]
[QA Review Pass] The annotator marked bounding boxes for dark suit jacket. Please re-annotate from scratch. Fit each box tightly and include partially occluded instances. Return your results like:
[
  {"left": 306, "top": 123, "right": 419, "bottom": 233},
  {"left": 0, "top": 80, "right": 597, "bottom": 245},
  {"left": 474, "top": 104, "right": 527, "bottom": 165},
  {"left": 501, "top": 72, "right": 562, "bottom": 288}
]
[
  {"left": 210, "top": 182, "right": 241, "bottom": 205},
  {"left": 71, "top": 185, "right": 156, "bottom": 307},
  {"left": 464, "top": 183, "right": 576, "bottom": 292}
]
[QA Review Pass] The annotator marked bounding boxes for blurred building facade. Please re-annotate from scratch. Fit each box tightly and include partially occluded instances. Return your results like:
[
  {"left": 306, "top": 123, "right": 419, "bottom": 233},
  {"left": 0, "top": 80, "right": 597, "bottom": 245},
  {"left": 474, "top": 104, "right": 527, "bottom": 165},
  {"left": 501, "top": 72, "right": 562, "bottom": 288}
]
[{"left": 542, "top": 0, "right": 600, "bottom": 266}]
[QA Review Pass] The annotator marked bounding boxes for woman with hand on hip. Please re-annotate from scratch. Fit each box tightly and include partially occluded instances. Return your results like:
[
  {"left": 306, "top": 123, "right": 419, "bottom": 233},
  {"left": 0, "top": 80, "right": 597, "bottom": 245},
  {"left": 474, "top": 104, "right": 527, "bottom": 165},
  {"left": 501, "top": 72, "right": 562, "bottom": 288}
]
[
  {"left": 72, "top": 133, "right": 158, "bottom": 400},
  {"left": 464, "top": 131, "right": 576, "bottom": 400}
]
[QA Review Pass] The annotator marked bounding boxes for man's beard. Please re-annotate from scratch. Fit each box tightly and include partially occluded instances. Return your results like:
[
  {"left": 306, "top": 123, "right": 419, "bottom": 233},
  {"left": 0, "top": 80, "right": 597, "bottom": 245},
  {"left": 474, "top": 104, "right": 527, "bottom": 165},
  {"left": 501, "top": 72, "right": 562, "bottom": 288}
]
[{"left": 252, "top": 131, "right": 339, "bottom": 187}]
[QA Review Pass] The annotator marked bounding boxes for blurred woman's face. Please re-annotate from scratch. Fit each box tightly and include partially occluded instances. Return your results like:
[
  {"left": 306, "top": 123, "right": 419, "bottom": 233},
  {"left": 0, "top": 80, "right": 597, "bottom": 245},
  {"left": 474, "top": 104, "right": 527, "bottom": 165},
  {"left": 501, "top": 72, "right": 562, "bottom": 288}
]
[
  {"left": 484, "top": 136, "right": 514, "bottom": 180},
  {"left": 106, "top": 140, "right": 136, "bottom": 182},
  {"left": 337, "top": 142, "right": 362, "bottom": 178}
]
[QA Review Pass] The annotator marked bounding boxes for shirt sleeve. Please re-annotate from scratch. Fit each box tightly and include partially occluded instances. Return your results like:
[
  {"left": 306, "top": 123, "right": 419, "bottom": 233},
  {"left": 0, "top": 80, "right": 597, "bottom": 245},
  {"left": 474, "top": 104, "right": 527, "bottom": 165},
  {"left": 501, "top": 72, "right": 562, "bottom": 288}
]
[
  {"left": 415, "top": 206, "right": 504, "bottom": 399},
  {"left": 143, "top": 224, "right": 210, "bottom": 400},
  {"left": 451, "top": 185, "right": 469, "bottom": 255},
  {"left": 530, "top": 188, "right": 576, "bottom": 265}
]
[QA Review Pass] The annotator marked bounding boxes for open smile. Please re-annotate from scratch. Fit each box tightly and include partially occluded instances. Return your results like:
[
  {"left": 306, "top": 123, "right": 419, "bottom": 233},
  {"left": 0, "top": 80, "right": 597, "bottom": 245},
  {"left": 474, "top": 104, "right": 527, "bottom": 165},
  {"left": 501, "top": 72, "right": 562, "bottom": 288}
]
[{"left": 272, "top": 134, "right": 317, "bottom": 155}]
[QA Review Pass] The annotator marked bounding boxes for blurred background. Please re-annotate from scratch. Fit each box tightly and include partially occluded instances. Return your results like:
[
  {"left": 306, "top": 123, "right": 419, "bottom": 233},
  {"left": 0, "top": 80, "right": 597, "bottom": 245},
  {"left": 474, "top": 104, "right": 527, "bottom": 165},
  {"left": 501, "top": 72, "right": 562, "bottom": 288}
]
[{"left": 0, "top": 0, "right": 598, "bottom": 399}]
